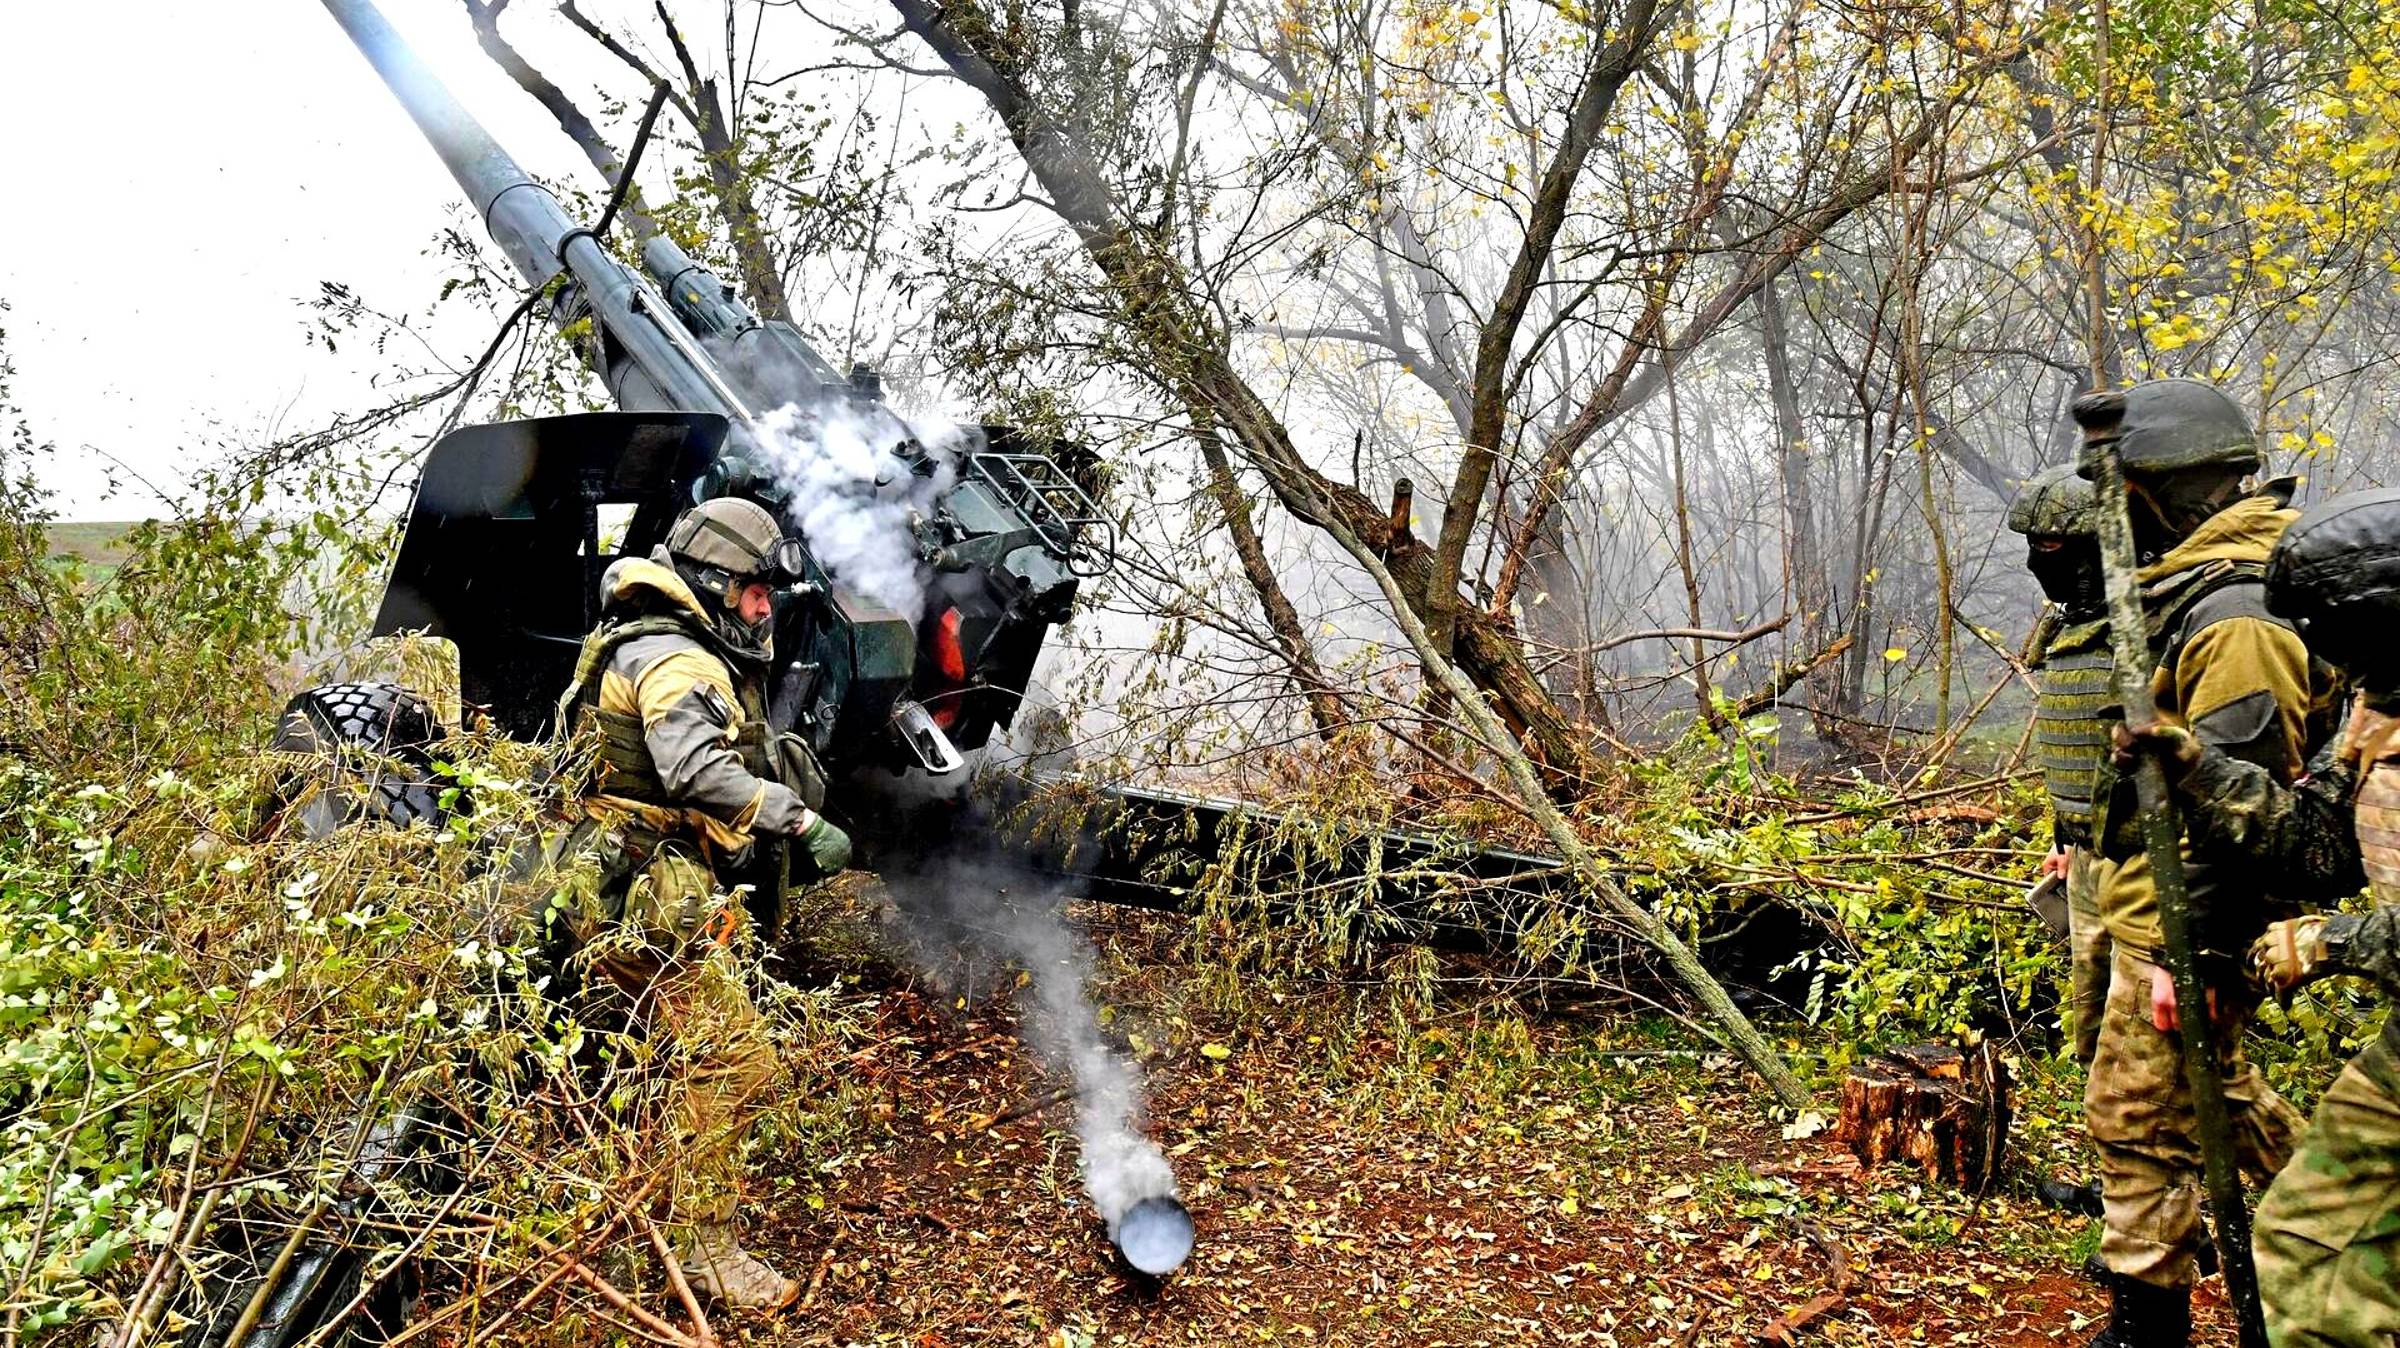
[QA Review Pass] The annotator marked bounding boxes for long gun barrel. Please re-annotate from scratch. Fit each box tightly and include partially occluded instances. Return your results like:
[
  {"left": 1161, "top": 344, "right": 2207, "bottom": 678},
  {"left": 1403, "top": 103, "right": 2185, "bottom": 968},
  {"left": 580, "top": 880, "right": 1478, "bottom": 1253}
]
[
  {"left": 315, "top": 0, "right": 1104, "bottom": 774},
  {"left": 318, "top": 0, "right": 754, "bottom": 421}
]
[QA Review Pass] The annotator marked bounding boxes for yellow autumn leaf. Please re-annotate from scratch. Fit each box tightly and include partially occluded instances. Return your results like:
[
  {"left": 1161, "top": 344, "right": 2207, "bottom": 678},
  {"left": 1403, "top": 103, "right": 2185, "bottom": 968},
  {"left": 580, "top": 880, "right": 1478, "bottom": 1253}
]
[
  {"left": 1200, "top": 1042, "right": 1232, "bottom": 1060},
  {"left": 1883, "top": 647, "right": 1909, "bottom": 662}
]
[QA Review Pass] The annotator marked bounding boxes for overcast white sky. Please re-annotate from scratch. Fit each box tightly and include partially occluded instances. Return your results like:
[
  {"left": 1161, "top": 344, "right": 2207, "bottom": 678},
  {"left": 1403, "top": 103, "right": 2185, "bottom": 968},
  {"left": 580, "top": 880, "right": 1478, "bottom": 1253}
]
[{"left": 0, "top": 2, "right": 674, "bottom": 517}]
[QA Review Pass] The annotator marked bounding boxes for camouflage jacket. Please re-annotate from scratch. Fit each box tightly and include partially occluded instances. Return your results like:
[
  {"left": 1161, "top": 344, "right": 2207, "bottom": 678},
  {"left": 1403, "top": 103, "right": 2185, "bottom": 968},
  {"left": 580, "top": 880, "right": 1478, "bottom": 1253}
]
[
  {"left": 2177, "top": 697, "right": 2400, "bottom": 992},
  {"left": 2178, "top": 734, "right": 2367, "bottom": 910}
]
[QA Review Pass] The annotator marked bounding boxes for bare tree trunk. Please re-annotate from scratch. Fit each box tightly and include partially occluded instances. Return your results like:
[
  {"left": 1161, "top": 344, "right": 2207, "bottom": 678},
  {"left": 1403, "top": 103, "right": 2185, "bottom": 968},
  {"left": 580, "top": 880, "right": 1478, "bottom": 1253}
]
[
  {"left": 1520, "top": 515, "right": 1616, "bottom": 738},
  {"left": 1757, "top": 278, "right": 1829, "bottom": 722},
  {"left": 1840, "top": 419, "right": 1899, "bottom": 719},
  {"left": 1892, "top": 153, "right": 1954, "bottom": 736},
  {"left": 2084, "top": 2, "right": 2123, "bottom": 386},
  {"left": 1195, "top": 433, "right": 1346, "bottom": 739},
  {"left": 1664, "top": 370, "right": 1720, "bottom": 732}
]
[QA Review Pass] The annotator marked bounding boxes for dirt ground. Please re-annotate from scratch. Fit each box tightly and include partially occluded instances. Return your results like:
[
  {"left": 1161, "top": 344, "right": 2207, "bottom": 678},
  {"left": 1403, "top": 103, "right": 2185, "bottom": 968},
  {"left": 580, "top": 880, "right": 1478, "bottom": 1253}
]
[
  {"left": 632, "top": 902, "right": 2245, "bottom": 1348},
  {"left": 375, "top": 892, "right": 2246, "bottom": 1348}
]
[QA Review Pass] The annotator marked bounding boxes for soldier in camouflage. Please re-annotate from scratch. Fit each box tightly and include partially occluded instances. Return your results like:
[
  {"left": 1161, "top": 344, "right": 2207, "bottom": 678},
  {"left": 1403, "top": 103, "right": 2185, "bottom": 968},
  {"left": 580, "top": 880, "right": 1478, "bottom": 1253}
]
[
  {"left": 2009, "top": 464, "right": 2115, "bottom": 1068},
  {"left": 2073, "top": 379, "right": 2326, "bottom": 1348},
  {"left": 549, "top": 497, "right": 854, "bottom": 1313},
  {"left": 2121, "top": 487, "right": 2400, "bottom": 1346}
]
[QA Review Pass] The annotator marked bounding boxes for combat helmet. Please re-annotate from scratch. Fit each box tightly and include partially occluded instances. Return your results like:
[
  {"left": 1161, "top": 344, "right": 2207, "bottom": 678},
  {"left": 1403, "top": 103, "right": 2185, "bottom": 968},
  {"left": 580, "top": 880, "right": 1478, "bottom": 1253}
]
[
  {"left": 2007, "top": 465, "right": 2096, "bottom": 539},
  {"left": 2009, "top": 465, "right": 2106, "bottom": 616},
  {"left": 2072, "top": 378, "right": 2258, "bottom": 480},
  {"left": 2266, "top": 487, "right": 2400, "bottom": 690},
  {"left": 662, "top": 497, "right": 804, "bottom": 661}
]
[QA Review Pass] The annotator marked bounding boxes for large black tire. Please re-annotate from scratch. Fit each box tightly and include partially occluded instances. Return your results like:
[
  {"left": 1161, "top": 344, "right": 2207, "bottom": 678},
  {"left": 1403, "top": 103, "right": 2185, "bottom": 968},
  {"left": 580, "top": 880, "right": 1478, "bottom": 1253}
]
[{"left": 270, "top": 683, "right": 455, "bottom": 837}]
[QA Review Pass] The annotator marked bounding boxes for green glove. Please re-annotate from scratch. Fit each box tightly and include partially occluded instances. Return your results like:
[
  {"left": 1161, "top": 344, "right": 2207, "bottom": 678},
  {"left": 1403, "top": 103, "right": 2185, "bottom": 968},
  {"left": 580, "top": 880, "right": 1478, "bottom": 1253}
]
[{"left": 799, "top": 814, "right": 852, "bottom": 874}]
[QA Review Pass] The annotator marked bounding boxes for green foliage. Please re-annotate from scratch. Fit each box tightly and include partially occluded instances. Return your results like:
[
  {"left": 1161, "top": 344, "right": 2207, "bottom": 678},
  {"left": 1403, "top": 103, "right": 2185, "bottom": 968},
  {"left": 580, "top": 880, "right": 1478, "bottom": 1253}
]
[
  {"left": 2253, "top": 946, "right": 2391, "bottom": 1113},
  {"left": 0, "top": 436, "right": 511, "bottom": 1328},
  {"left": 1609, "top": 720, "right": 2063, "bottom": 1059},
  {"left": 0, "top": 359, "right": 865, "bottom": 1337}
]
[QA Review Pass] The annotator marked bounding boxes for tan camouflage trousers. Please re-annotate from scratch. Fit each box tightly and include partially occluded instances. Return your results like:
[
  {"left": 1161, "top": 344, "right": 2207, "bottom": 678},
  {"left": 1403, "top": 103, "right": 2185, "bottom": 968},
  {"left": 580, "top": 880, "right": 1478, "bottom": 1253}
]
[
  {"left": 2254, "top": 1046, "right": 2400, "bottom": 1347},
  {"left": 578, "top": 839, "right": 777, "bottom": 1228},
  {"left": 2068, "top": 846, "right": 2111, "bottom": 1068},
  {"left": 2086, "top": 945, "right": 2306, "bottom": 1288}
]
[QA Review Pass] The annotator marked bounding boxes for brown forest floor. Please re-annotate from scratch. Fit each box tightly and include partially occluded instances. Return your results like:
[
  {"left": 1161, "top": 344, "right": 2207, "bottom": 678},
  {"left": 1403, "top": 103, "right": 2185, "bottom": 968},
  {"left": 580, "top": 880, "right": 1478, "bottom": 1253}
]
[{"left": 556, "top": 900, "right": 2243, "bottom": 1348}]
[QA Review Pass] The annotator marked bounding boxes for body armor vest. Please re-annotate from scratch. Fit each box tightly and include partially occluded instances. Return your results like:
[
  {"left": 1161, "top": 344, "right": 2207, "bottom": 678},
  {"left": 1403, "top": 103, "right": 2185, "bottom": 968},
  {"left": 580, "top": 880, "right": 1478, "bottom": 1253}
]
[
  {"left": 2036, "top": 617, "right": 2115, "bottom": 847},
  {"left": 556, "top": 613, "right": 774, "bottom": 810}
]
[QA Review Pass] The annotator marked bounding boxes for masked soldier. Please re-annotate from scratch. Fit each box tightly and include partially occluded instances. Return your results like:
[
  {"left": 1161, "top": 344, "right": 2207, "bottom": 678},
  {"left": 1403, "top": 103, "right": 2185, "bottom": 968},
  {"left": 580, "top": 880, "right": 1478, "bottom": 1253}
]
[
  {"left": 2121, "top": 487, "right": 2400, "bottom": 1346},
  {"left": 551, "top": 496, "right": 853, "bottom": 1312},
  {"left": 2011, "top": 465, "right": 2115, "bottom": 1068},
  {"left": 2075, "top": 379, "right": 2323, "bottom": 1347}
]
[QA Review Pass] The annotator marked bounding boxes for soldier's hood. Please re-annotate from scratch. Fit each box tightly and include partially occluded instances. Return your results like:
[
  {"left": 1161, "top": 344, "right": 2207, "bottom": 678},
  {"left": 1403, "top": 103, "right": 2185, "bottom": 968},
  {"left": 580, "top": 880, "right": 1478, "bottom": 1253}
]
[
  {"left": 2138, "top": 489, "right": 2298, "bottom": 583},
  {"left": 600, "top": 553, "right": 715, "bottom": 626}
]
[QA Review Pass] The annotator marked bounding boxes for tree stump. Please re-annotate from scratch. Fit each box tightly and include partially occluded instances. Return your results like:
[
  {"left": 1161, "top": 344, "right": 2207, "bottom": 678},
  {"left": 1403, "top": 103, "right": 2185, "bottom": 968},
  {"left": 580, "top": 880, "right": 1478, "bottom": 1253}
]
[{"left": 1831, "top": 1043, "right": 2009, "bottom": 1190}]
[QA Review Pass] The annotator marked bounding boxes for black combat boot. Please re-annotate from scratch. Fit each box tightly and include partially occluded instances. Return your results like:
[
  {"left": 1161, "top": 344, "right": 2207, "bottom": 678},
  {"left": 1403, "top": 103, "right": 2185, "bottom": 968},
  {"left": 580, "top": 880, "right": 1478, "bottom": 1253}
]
[
  {"left": 2086, "top": 1272, "right": 2192, "bottom": 1348},
  {"left": 2038, "top": 1175, "right": 2105, "bottom": 1217}
]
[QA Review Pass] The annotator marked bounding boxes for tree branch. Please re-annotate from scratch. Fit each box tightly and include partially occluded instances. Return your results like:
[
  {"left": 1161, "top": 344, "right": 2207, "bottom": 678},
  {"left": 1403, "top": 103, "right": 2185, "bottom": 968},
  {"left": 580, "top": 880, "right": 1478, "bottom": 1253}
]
[
  {"left": 463, "top": 0, "right": 664, "bottom": 242},
  {"left": 1590, "top": 615, "right": 1789, "bottom": 655},
  {"left": 1430, "top": 0, "right": 1665, "bottom": 651}
]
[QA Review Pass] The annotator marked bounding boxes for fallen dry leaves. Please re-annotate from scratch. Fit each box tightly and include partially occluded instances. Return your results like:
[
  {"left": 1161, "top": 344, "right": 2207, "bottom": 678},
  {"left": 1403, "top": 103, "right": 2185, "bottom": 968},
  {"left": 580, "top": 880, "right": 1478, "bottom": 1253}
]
[{"left": 603, "top": 905, "right": 2251, "bottom": 1347}]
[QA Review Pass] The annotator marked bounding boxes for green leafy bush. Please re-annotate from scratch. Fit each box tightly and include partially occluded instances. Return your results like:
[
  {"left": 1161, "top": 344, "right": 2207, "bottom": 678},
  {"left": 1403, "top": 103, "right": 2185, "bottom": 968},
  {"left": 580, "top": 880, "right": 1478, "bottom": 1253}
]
[{"left": 0, "top": 383, "right": 856, "bottom": 1339}]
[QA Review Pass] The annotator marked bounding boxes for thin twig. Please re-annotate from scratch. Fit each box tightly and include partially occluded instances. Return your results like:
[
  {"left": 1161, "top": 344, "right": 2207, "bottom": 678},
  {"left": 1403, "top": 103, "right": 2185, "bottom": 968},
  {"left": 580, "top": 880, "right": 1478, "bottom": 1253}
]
[
  {"left": 552, "top": 1253, "right": 698, "bottom": 1347},
  {"left": 1787, "top": 771, "right": 2035, "bottom": 825},
  {"left": 640, "top": 1212, "right": 717, "bottom": 1348},
  {"left": 966, "top": 1083, "right": 1075, "bottom": 1132}
]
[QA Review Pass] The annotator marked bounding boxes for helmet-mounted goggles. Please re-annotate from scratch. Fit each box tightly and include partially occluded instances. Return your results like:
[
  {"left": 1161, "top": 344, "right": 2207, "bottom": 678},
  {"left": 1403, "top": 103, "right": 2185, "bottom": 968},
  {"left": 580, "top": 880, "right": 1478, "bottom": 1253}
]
[{"left": 757, "top": 536, "right": 809, "bottom": 586}]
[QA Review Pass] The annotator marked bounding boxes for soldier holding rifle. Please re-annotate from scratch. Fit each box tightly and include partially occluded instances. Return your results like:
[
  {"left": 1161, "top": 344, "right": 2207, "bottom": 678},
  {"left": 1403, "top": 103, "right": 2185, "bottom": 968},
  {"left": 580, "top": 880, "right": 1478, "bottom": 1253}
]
[{"left": 2073, "top": 381, "right": 2328, "bottom": 1348}]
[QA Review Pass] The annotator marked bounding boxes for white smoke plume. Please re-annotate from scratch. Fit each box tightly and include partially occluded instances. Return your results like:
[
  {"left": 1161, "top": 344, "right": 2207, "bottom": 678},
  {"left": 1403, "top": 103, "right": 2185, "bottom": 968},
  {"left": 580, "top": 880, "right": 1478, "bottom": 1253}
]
[
  {"left": 1004, "top": 893, "right": 1179, "bottom": 1234},
  {"left": 879, "top": 844, "right": 1181, "bottom": 1238},
  {"left": 736, "top": 386, "right": 1182, "bottom": 1255},
  {"left": 741, "top": 400, "right": 968, "bottom": 621}
]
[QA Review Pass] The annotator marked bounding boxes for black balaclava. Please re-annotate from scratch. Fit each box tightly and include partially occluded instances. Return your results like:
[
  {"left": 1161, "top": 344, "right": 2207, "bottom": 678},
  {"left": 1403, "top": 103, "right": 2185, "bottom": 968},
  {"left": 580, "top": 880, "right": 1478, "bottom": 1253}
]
[
  {"left": 666, "top": 554, "right": 775, "bottom": 665},
  {"left": 2126, "top": 466, "right": 2249, "bottom": 562},
  {"left": 2027, "top": 537, "right": 2106, "bottom": 620}
]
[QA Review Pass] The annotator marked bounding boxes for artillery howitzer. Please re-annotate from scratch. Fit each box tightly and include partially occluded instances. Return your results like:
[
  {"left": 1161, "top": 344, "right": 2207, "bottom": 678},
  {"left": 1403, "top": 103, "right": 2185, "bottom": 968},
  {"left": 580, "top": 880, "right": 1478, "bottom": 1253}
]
[
  {"left": 189, "top": 3, "right": 1129, "bottom": 1343},
  {"left": 301, "top": 0, "right": 1109, "bottom": 781}
]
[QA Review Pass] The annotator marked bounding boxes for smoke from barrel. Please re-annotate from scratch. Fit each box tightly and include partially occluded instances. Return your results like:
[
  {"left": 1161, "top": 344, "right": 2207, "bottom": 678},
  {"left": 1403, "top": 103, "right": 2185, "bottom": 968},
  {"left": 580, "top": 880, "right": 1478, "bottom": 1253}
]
[
  {"left": 1014, "top": 898, "right": 1188, "bottom": 1272},
  {"left": 1114, "top": 1195, "right": 1195, "bottom": 1275}
]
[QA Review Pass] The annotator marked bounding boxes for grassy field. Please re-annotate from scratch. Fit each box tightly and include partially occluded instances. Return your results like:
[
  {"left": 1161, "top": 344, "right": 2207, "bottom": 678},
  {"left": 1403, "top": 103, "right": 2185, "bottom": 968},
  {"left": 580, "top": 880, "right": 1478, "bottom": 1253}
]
[{"left": 43, "top": 519, "right": 143, "bottom": 570}]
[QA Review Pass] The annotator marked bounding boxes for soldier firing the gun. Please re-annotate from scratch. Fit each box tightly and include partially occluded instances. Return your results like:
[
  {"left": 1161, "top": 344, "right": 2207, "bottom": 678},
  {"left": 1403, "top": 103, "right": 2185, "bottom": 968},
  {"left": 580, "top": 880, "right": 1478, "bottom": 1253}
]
[{"left": 546, "top": 497, "right": 855, "bottom": 1313}]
